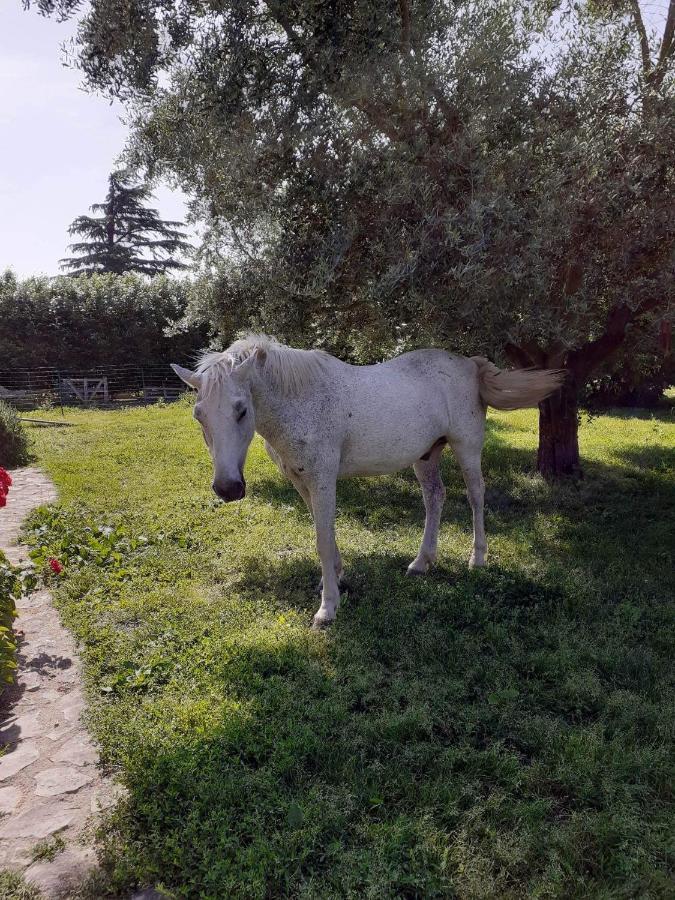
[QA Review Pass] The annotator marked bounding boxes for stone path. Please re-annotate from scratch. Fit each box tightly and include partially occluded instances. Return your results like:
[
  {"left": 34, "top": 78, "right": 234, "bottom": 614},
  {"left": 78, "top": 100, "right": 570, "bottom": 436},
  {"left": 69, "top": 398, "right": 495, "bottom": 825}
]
[{"left": 0, "top": 468, "right": 120, "bottom": 897}]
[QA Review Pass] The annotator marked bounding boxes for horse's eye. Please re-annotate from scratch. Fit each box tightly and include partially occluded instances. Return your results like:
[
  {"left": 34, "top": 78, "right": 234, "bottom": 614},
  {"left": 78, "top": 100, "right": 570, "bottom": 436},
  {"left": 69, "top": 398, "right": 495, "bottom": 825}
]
[{"left": 236, "top": 407, "right": 247, "bottom": 423}]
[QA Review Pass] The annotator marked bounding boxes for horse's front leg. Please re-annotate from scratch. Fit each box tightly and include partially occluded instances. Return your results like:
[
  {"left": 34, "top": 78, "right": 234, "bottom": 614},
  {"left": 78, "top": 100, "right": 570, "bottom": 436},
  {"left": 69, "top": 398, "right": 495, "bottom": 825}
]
[
  {"left": 283, "top": 466, "right": 343, "bottom": 589},
  {"left": 308, "top": 476, "right": 341, "bottom": 629}
]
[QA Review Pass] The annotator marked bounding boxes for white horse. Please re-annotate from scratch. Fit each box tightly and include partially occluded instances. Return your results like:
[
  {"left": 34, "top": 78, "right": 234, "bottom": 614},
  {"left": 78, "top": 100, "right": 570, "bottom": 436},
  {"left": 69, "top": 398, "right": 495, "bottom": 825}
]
[{"left": 172, "top": 335, "right": 563, "bottom": 628}]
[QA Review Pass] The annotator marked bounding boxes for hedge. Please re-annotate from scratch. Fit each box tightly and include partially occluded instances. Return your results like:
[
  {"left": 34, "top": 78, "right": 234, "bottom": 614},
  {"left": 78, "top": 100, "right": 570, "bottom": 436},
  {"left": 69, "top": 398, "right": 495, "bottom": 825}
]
[{"left": 0, "top": 270, "right": 209, "bottom": 371}]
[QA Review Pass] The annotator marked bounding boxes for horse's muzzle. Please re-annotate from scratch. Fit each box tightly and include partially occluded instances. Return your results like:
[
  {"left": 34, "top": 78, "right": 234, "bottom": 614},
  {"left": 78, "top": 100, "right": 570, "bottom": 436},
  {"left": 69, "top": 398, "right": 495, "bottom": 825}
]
[{"left": 212, "top": 478, "right": 246, "bottom": 502}]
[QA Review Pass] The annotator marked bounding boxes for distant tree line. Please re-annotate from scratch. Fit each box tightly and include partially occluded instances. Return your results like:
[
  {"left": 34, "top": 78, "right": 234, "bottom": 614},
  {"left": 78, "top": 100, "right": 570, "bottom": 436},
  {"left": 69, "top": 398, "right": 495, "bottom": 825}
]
[{"left": 0, "top": 271, "right": 208, "bottom": 371}]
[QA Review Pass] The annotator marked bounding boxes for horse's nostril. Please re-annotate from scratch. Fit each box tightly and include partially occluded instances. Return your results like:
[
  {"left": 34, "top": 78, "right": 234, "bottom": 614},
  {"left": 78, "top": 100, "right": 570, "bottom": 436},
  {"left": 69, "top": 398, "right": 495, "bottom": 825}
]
[{"left": 212, "top": 479, "right": 246, "bottom": 502}]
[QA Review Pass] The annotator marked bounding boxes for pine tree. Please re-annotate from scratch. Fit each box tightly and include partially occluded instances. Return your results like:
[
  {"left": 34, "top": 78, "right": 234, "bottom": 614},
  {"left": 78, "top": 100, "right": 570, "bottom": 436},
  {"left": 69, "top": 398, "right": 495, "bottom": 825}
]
[{"left": 60, "top": 171, "right": 192, "bottom": 276}]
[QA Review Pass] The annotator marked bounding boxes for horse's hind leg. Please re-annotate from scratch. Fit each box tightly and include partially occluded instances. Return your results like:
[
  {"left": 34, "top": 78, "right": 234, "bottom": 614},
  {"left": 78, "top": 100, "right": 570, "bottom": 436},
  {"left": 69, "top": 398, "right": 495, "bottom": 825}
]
[
  {"left": 451, "top": 438, "right": 487, "bottom": 568},
  {"left": 308, "top": 473, "right": 342, "bottom": 629},
  {"left": 407, "top": 444, "right": 446, "bottom": 576}
]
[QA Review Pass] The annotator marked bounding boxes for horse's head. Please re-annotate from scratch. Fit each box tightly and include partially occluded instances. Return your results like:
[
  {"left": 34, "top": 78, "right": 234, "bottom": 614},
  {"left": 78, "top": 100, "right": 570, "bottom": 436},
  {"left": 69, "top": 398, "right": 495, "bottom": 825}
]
[{"left": 171, "top": 353, "right": 259, "bottom": 502}]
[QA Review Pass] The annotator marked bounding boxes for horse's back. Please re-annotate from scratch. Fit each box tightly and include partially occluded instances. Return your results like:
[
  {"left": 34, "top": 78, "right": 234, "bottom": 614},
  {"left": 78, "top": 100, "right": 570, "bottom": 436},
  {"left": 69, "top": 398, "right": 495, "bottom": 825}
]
[{"left": 333, "top": 348, "right": 483, "bottom": 476}]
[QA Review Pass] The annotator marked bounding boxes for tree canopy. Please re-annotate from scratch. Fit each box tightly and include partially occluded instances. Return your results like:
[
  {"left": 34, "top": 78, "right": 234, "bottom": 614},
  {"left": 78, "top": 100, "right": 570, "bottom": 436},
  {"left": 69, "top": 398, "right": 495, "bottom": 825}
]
[
  {"left": 61, "top": 170, "right": 192, "bottom": 276},
  {"left": 28, "top": 0, "right": 674, "bottom": 475}
]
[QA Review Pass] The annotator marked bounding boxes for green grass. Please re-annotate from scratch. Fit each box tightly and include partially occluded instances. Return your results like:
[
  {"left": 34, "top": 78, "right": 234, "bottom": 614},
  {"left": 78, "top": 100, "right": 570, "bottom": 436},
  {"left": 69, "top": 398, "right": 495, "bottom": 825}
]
[
  {"left": 29, "top": 836, "right": 65, "bottom": 864},
  {"left": 23, "top": 400, "right": 674, "bottom": 898},
  {"left": 0, "top": 870, "right": 43, "bottom": 900}
]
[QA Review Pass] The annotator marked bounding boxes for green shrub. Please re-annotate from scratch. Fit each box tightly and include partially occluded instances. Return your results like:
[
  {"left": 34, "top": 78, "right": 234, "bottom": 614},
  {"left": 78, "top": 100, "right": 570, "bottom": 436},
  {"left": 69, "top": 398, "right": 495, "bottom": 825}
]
[
  {"left": 0, "top": 401, "right": 31, "bottom": 468},
  {"left": 0, "top": 553, "right": 35, "bottom": 698},
  {"left": 0, "top": 552, "right": 21, "bottom": 695}
]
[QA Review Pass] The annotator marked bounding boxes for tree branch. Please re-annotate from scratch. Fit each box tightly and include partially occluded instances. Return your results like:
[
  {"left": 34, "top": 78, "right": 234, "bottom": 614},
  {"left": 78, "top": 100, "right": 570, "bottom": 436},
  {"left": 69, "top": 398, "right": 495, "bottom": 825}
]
[
  {"left": 629, "top": 0, "right": 652, "bottom": 78},
  {"left": 504, "top": 341, "right": 546, "bottom": 368},
  {"left": 659, "top": 0, "right": 675, "bottom": 65},
  {"left": 651, "top": 0, "right": 675, "bottom": 90},
  {"left": 568, "top": 294, "right": 662, "bottom": 381},
  {"left": 399, "top": 0, "right": 412, "bottom": 55}
]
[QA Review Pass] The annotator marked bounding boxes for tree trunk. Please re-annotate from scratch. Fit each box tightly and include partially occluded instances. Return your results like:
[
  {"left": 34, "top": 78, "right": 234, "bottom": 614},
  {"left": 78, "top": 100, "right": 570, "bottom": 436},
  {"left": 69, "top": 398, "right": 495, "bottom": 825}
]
[{"left": 537, "top": 376, "right": 581, "bottom": 478}]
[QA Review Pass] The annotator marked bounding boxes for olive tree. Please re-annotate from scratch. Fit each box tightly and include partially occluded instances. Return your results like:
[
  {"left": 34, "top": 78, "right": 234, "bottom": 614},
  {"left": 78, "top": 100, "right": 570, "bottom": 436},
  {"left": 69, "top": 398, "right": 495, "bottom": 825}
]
[{"left": 27, "top": 0, "right": 674, "bottom": 476}]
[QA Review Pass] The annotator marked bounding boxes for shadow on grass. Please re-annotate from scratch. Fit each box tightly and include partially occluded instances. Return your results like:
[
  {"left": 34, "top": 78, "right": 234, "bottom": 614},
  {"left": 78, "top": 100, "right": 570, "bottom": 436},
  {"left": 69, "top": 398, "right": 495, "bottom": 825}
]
[
  {"left": 611, "top": 444, "right": 675, "bottom": 472},
  {"left": 251, "top": 421, "right": 673, "bottom": 602},
  {"left": 104, "top": 540, "right": 674, "bottom": 897}
]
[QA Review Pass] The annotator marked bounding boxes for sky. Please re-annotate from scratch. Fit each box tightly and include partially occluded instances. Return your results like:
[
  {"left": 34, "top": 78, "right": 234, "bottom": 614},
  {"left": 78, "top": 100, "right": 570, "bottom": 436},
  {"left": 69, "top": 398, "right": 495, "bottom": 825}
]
[{"left": 0, "top": 3, "right": 192, "bottom": 278}]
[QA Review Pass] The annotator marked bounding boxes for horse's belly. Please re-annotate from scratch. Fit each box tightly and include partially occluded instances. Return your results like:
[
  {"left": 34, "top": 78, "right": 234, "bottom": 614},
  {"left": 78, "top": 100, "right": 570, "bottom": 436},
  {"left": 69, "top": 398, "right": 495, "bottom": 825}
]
[
  {"left": 338, "top": 458, "right": 405, "bottom": 477},
  {"left": 338, "top": 430, "right": 442, "bottom": 477}
]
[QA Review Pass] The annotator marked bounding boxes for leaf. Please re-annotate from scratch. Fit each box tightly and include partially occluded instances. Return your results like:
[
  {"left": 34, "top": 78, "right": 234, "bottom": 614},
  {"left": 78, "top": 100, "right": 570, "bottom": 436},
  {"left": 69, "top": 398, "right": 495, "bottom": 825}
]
[{"left": 286, "top": 803, "right": 303, "bottom": 828}]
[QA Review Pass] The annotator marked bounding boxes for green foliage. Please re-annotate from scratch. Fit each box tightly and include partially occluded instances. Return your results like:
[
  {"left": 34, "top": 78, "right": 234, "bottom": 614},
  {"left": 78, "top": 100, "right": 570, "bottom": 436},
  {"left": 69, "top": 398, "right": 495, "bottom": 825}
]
[
  {"left": 0, "top": 869, "right": 43, "bottom": 900},
  {"left": 31, "top": 1, "right": 673, "bottom": 358},
  {"left": 0, "top": 554, "right": 19, "bottom": 694},
  {"left": 0, "top": 551, "right": 37, "bottom": 697},
  {"left": 29, "top": 511, "right": 156, "bottom": 574},
  {"left": 30, "top": 836, "right": 65, "bottom": 864},
  {"left": 583, "top": 325, "right": 675, "bottom": 409},
  {"left": 24, "top": 402, "right": 674, "bottom": 898},
  {"left": 0, "top": 270, "right": 208, "bottom": 371},
  {"left": 61, "top": 170, "right": 192, "bottom": 277},
  {"left": 0, "top": 402, "right": 30, "bottom": 468}
]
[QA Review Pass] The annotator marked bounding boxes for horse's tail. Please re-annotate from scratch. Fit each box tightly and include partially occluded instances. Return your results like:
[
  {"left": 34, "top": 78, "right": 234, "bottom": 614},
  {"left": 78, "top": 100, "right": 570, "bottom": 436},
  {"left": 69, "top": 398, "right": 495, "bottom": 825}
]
[{"left": 470, "top": 357, "right": 565, "bottom": 411}]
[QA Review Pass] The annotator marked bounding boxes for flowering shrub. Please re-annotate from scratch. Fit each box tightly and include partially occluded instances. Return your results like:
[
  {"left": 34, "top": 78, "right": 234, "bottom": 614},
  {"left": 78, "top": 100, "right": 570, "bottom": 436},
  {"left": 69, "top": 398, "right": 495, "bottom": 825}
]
[
  {"left": 47, "top": 557, "right": 64, "bottom": 575},
  {"left": 0, "top": 467, "right": 11, "bottom": 508},
  {"left": 25, "top": 506, "right": 166, "bottom": 583},
  {"left": 0, "top": 552, "right": 36, "bottom": 695}
]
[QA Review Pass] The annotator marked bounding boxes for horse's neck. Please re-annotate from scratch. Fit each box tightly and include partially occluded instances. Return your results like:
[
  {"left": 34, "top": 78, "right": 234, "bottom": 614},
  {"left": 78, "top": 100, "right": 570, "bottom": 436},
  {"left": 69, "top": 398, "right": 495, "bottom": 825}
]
[{"left": 250, "top": 375, "right": 289, "bottom": 445}]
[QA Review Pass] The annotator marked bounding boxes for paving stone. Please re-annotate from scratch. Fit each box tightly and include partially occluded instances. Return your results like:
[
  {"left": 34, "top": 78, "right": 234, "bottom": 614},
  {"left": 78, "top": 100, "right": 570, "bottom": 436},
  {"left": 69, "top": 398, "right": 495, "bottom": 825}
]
[
  {"left": 51, "top": 735, "right": 98, "bottom": 767},
  {"left": 0, "top": 742, "right": 40, "bottom": 780},
  {"left": 24, "top": 847, "right": 97, "bottom": 898},
  {"left": 35, "top": 766, "right": 94, "bottom": 797},
  {"left": 17, "top": 670, "right": 42, "bottom": 691},
  {"left": 90, "top": 781, "right": 127, "bottom": 812},
  {"left": 46, "top": 721, "right": 76, "bottom": 742},
  {"left": 0, "top": 785, "right": 21, "bottom": 813},
  {"left": 0, "top": 712, "right": 42, "bottom": 741},
  {"left": 17, "top": 590, "right": 51, "bottom": 610},
  {"left": 60, "top": 696, "right": 86, "bottom": 723},
  {"left": 0, "top": 468, "right": 113, "bottom": 894},
  {"left": 0, "top": 803, "right": 76, "bottom": 839}
]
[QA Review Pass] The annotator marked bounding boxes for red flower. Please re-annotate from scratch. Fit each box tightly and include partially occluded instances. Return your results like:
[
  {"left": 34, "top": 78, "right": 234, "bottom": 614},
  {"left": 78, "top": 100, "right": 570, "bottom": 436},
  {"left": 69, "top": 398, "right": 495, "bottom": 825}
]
[
  {"left": 47, "top": 558, "right": 63, "bottom": 575},
  {"left": 0, "top": 468, "right": 11, "bottom": 507}
]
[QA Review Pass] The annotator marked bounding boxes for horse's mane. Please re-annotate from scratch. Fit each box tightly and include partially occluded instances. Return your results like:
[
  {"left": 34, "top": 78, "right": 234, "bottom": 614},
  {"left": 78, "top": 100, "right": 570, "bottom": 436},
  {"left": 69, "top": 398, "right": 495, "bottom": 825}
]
[{"left": 196, "top": 333, "right": 332, "bottom": 396}]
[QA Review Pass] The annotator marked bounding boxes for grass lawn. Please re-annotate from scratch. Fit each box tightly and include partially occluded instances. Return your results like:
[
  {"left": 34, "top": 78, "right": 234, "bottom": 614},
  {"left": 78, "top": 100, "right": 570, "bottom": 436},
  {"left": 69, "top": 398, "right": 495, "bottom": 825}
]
[{"left": 22, "top": 400, "right": 674, "bottom": 898}]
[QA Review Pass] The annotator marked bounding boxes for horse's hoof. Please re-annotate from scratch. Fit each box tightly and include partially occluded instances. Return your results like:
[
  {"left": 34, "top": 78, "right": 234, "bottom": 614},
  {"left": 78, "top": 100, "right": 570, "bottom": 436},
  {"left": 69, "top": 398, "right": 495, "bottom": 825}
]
[
  {"left": 469, "top": 554, "right": 487, "bottom": 569},
  {"left": 311, "top": 613, "right": 333, "bottom": 630},
  {"left": 406, "top": 565, "right": 426, "bottom": 577}
]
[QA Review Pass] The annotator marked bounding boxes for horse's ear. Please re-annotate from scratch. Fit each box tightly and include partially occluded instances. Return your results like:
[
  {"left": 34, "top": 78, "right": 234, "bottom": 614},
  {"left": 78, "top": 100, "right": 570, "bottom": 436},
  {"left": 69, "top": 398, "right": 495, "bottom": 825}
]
[
  {"left": 233, "top": 350, "right": 263, "bottom": 377},
  {"left": 171, "top": 364, "right": 201, "bottom": 390}
]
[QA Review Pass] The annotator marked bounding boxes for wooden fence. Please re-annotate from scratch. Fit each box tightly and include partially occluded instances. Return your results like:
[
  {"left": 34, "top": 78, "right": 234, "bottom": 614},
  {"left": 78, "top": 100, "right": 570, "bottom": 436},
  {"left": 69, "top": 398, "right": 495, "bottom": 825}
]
[{"left": 0, "top": 364, "right": 187, "bottom": 412}]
